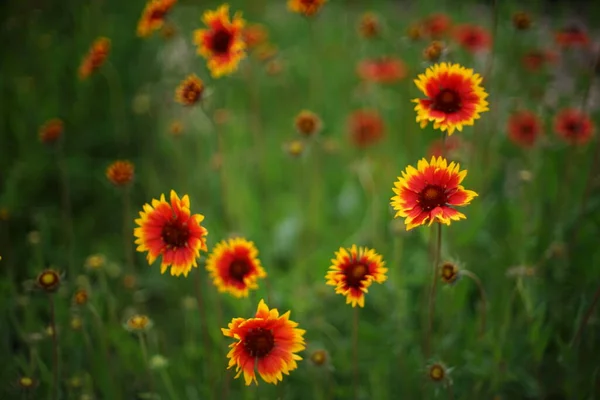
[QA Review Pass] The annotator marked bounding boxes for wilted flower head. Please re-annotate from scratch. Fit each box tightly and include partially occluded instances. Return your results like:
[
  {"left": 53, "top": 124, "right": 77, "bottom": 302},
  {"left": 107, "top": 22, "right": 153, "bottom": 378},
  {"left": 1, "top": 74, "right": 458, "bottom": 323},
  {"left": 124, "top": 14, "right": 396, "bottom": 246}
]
[
  {"left": 512, "top": 12, "right": 532, "bottom": 30},
  {"left": 423, "top": 41, "right": 445, "bottom": 62},
  {"left": 440, "top": 261, "right": 460, "bottom": 284},
  {"left": 294, "top": 110, "right": 322, "bottom": 137},
  {"left": 427, "top": 362, "right": 449, "bottom": 383},
  {"left": 310, "top": 349, "right": 329, "bottom": 366},
  {"left": 73, "top": 289, "right": 89, "bottom": 306},
  {"left": 358, "top": 12, "right": 380, "bottom": 39}
]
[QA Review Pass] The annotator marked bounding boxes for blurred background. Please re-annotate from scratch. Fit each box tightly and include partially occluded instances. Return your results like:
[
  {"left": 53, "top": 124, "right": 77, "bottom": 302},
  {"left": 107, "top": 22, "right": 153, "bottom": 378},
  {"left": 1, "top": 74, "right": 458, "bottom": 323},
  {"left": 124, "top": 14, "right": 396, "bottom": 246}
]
[{"left": 2, "top": 0, "right": 600, "bottom": 399}]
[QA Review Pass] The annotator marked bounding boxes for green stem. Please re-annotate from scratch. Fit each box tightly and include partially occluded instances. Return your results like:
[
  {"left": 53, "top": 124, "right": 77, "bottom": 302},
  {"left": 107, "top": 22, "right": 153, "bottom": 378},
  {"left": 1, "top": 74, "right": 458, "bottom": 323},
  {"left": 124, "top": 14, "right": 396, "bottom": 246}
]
[
  {"left": 122, "top": 185, "right": 135, "bottom": 272},
  {"left": 461, "top": 270, "right": 488, "bottom": 338},
  {"left": 160, "top": 369, "right": 180, "bottom": 400},
  {"left": 103, "top": 62, "right": 129, "bottom": 149},
  {"left": 426, "top": 223, "right": 442, "bottom": 358},
  {"left": 352, "top": 307, "right": 359, "bottom": 400},
  {"left": 49, "top": 295, "right": 59, "bottom": 400}
]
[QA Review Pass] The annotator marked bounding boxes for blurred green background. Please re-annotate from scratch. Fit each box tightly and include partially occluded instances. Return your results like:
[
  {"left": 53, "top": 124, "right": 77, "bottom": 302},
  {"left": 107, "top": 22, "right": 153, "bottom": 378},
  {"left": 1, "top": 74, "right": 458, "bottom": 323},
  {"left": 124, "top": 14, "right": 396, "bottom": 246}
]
[{"left": 2, "top": 0, "right": 600, "bottom": 398}]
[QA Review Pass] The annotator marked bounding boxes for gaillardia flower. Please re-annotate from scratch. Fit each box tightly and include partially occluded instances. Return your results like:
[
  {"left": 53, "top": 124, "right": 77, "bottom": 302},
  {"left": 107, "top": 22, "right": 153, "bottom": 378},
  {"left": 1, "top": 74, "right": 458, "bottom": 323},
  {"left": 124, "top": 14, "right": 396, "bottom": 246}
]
[
  {"left": 39, "top": 118, "right": 64, "bottom": 144},
  {"left": 555, "top": 25, "right": 590, "bottom": 48},
  {"left": 357, "top": 57, "right": 408, "bottom": 84},
  {"left": 193, "top": 4, "right": 246, "bottom": 78},
  {"left": 106, "top": 160, "right": 135, "bottom": 186},
  {"left": 347, "top": 109, "right": 385, "bottom": 148},
  {"left": 134, "top": 190, "right": 208, "bottom": 277},
  {"left": 294, "top": 110, "right": 322, "bottom": 137},
  {"left": 325, "top": 245, "right": 387, "bottom": 307},
  {"left": 454, "top": 24, "right": 491, "bottom": 53},
  {"left": 137, "top": 0, "right": 177, "bottom": 38},
  {"left": 78, "top": 37, "right": 110, "bottom": 80},
  {"left": 222, "top": 299, "right": 306, "bottom": 385},
  {"left": 507, "top": 110, "right": 542, "bottom": 148},
  {"left": 422, "top": 13, "right": 451, "bottom": 38},
  {"left": 287, "top": 0, "right": 327, "bottom": 17},
  {"left": 175, "top": 74, "right": 204, "bottom": 106},
  {"left": 205, "top": 237, "right": 267, "bottom": 298},
  {"left": 413, "top": 62, "right": 489, "bottom": 135},
  {"left": 554, "top": 108, "right": 594, "bottom": 145},
  {"left": 391, "top": 156, "right": 478, "bottom": 230}
]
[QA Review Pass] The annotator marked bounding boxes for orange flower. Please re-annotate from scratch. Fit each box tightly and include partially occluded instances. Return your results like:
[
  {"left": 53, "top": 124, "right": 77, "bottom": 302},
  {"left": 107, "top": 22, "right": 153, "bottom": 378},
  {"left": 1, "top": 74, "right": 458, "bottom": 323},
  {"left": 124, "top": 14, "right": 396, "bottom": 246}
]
[
  {"left": 106, "top": 160, "right": 135, "bottom": 186},
  {"left": 347, "top": 109, "right": 385, "bottom": 148},
  {"left": 73, "top": 289, "right": 89, "bottom": 306},
  {"left": 205, "top": 237, "right": 267, "bottom": 298},
  {"left": 512, "top": 11, "right": 532, "bottom": 30},
  {"left": 78, "top": 37, "right": 110, "bottom": 80},
  {"left": 391, "top": 156, "right": 478, "bottom": 230},
  {"left": 294, "top": 110, "right": 322, "bottom": 137},
  {"left": 507, "top": 110, "right": 542, "bottom": 148},
  {"left": 413, "top": 62, "right": 489, "bottom": 134},
  {"left": 193, "top": 4, "right": 246, "bottom": 78},
  {"left": 137, "top": 0, "right": 177, "bottom": 38},
  {"left": 357, "top": 57, "right": 407, "bottom": 84},
  {"left": 134, "top": 190, "right": 208, "bottom": 277},
  {"left": 287, "top": 0, "right": 327, "bottom": 17},
  {"left": 521, "top": 50, "right": 558, "bottom": 72},
  {"left": 406, "top": 23, "right": 423, "bottom": 41},
  {"left": 175, "top": 74, "right": 204, "bottom": 106},
  {"left": 554, "top": 108, "right": 594, "bottom": 145},
  {"left": 39, "top": 118, "right": 63, "bottom": 144},
  {"left": 423, "top": 41, "right": 445, "bottom": 62},
  {"left": 243, "top": 23, "right": 268, "bottom": 49},
  {"left": 222, "top": 299, "right": 306, "bottom": 385},
  {"left": 325, "top": 245, "right": 387, "bottom": 308},
  {"left": 422, "top": 13, "right": 451, "bottom": 38},
  {"left": 454, "top": 24, "right": 491, "bottom": 53},
  {"left": 358, "top": 12, "right": 380, "bottom": 39},
  {"left": 555, "top": 25, "right": 590, "bottom": 48}
]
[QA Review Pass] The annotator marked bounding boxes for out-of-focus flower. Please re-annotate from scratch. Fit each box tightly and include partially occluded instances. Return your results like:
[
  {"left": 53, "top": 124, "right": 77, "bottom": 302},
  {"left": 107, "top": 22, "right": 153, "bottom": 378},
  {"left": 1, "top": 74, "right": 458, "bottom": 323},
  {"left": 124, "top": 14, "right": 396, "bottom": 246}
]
[
  {"left": 78, "top": 37, "right": 110, "bottom": 80},
  {"left": 507, "top": 110, "right": 543, "bottom": 148},
  {"left": 39, "top": 118, "right": 63, "bottom": 145},
  {"left": 347, "top": 109, "right": 385, "bottom": 148},
  {"left": 287, "top": 0, "right": 327, "bottom": 17},
  {"left": 357, "top": 57, "right": 407, "bottom": 83},
  {"left": 454, "top": 24, "right": 491, "bottom": 53},
  {"left": 294, "top": 110, "right": 322, "bottom": 137},
  {"left": 106, "top": 161, "right": 135, "bottom": 186},
  {"left": 175, "top": 74, "right": 204, "bottom": 106},
  {"left": 554, "top": 108, "right": 594, "bottom": 145}
]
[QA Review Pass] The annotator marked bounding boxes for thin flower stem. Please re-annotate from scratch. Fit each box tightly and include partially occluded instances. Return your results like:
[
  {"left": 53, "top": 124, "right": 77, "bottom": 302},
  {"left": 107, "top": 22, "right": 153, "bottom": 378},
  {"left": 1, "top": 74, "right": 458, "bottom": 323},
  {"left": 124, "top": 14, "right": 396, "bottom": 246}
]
[
  {"left": 352, "top": 307, "right": 359, "bottom": 400},
  {"left": 446, "top": 382, "right": 454, "bottom": 400},
  {"left": 56, "top": 143, "right": 74, "bottom": 278},
  {"left": 571, "top": 282, "right": 600, "bottom": 346},
  {"left": 122, "top": 186, "right": 135, "bottom": 272},
  {"left": 103, "top": 63, "right": 128, "bottom": 148},
  {"left": 88, "top": 304, "right": 120, "bottom": 399},
  {"left": 193, "top": 268, "right": 212, "bottom": 395},
  {"left": 214, "top": 296, "right": 230, "bottom": 400},
  {"left": 461, "top": 270, "right": 488, "bottom": 338},
  {"left": 159, "top": 369, "right": 181, "bottom": 400},
  {"left": 138, "top": 333, "right": 155, "bottom": 392},
  {"left": 49, "top": 295, "right": 59, "bottom": 400},
  {"left": 426, "top": 223, "right": 442, "bottom": 358}
]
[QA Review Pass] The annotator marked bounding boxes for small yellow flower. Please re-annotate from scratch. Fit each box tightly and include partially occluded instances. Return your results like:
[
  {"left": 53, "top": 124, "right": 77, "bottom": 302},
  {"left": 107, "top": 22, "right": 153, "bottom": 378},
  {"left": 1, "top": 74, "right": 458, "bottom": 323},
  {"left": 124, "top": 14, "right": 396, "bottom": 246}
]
[
  {"left": 125, "top": 314, "right": 153, "bottom": 332},
  {"left": 285, "top": 140, "right": 304, "bottom": 157},
  {"left": 36, "top": 269, "right": 61, "bottom": 293},
  {"left": 310, "top": 349, "right": 328, "bottom": 366},
  {"left": 85, "top": 254, "right": 106, "bottom": 270},
  {"left": 428, "top": 362, "right": 447, "bottom": 382}
]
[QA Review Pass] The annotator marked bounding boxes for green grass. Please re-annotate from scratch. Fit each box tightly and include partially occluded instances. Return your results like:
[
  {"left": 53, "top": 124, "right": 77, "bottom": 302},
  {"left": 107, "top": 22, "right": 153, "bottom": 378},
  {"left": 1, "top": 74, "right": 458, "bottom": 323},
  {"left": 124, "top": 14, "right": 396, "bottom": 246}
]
[{"left": 2, "top": 0, "right": 600, "bottom": 398}]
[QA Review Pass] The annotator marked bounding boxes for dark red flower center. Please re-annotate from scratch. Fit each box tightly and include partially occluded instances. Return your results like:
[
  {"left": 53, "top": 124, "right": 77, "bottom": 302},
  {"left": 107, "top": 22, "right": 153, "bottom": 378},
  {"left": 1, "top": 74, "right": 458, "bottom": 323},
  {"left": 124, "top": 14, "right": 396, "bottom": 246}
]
[
  {"left": 149, "top": 8, "right": 166, "bottom": 22},
  {"left": 298, "top": 117, "right": 316, "bottom": 134},
  {"left": 565, "top": 120, "right": 582, "bottom": 136},
  {"left": 184, "top": 83, "right": 201, "bottom": 103},
  {"left": 433, "top": 89, "right": 461, "bottom": 113},
  {"left": 301, "top": 0, "right": 316, "bottom": 5},
  {"left": 211, "top": 29, "right": 233, "bottom": 54},
  {"left": 419, "top": 184, "right": 447, "bottom": 211},
  {"left": 243, "top": 327, "right": 275, "bottom": 358},
  {"left": 229, "top": 259, "right": 251, "bottom": 283},
  {"left": 519, "top": 123, "right": 535, "bottom": 136},
  {"left": 344, "top": 262, "right": 369, "bottom": 288},
  {"left": 161, "top": 220, "right": 190, "bottom": 248}
]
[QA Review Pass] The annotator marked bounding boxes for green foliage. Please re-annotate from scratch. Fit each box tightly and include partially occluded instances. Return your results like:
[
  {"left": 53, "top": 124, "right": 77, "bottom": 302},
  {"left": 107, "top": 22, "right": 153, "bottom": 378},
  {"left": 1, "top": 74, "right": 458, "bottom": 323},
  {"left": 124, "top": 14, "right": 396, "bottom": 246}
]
[{"left": 2, "top": 0, "right": 600, "bottom": 399}]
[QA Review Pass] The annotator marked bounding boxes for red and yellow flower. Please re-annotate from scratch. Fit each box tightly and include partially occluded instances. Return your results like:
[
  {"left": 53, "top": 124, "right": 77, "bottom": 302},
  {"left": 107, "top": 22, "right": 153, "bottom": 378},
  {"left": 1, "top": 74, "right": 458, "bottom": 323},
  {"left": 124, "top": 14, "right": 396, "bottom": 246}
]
[
  {"left": 413, "top": 62, "right": 489, "bottom": 135},
  {"left": 325, "top": 245, "right": 387, "bottom": 308},
  {"left": 193, "top": 4, "right": 246, "bottom": 78},
  {"left": 507, "top": 110, "right": 542, "bottom": 148},
  {"left": 453, "top": 24, "right": 491, "bottom": 53},
  {"left": 137, "top": 0, "right": 177, "bottom": 38},
  {"left": 287, "top": 0, "right": 327, "bottom": 17},
  {"left": 555, "top": 25, "right": 590, "bottom": 48},
  {"left": 222, "top": 299, "right": 306, "bottom": 385},
  {"left": 357, "top": 57, "right": 408, "bottom": 84},
  {"left": 391, "top": 156, "right": 478, "bottom": 230},
  {"left": 554, "top": 108, "right": 594, "bottom": 145},
  {"left": 205, "top": 237, "right": 267, "bottom": 298},
  {"left": 134, "top": 190, "right": 208, "bottom": 277},
  {"left": 347, "top": 109, "right": 385, "bottom": 148},
  {"left": 243, "top": 23, "right": 268, "bottom": 49},
  {"left": 78, "top": 37, "right": 110, "bottom": 80},
  {"left": 175, "top": 74, "right": 204, "bottom": 106},
  {"left": 521, "top": 49, "right": 558, "bottom": 72},
  {"left": 106, "top": 160, "right": 135, "bottom": 186},
  {"left": 39, "top": 118, "right": 64, "bottom": 144},
  {"left": 422, "top": 13, "right": 451, "bottom": 38}
]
